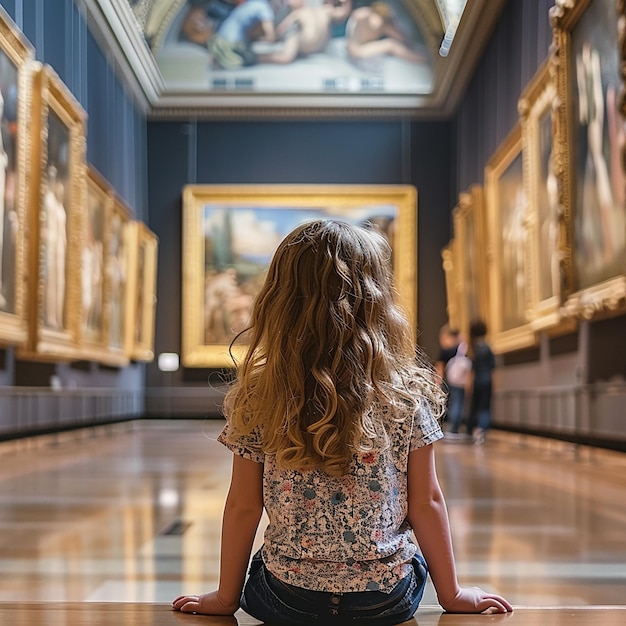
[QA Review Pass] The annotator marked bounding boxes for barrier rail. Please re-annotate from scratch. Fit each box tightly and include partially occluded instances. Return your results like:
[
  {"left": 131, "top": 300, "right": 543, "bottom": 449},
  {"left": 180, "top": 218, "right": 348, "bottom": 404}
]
[
  {"left": 493, "top": 382, "right": 626, "bottom": 447},
  {"left": 0, "top": 387, "right": 143, "bottom": 439},
  {"left": 0, "top": 382, "right": 624, "bottom": 447}
]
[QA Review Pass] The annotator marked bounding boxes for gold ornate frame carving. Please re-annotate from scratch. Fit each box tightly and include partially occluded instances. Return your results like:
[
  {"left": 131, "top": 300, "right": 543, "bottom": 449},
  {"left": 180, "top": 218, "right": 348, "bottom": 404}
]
[
  {"left": 452, "top": 185, "right": 489, "bottom": 338},
  {"left": 485, "top": 124, "right": 536, "bottom": 354},
  {"left": 20, "top": 64, "right": 87, "bottom": 361},
  {"left": 550, "top": 0, "right": 626, "bottom": 320},
  {"left": 125, "top": 220, "right": 158, "bottom": 362},
  {"left": 182, "top": 184, "right": 417, "bottom": 368},
  {"left": 0, "top": 8, "right": 34, "bottom": 346}
]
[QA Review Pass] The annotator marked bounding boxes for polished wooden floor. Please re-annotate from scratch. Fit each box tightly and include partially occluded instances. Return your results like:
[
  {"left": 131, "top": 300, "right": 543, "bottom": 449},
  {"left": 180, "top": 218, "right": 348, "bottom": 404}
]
[{"left": 0, "top": 420, "right": 625, "bottom": 625}]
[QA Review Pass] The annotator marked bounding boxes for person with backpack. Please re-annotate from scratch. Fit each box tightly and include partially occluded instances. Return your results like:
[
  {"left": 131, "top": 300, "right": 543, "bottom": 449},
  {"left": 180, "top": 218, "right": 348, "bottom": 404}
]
[
  {"left": 435, "top": 325, "right": 471, "bottom": 437},
  {"left": 466, "top": 319, "right": 496, "bottom": 445}
]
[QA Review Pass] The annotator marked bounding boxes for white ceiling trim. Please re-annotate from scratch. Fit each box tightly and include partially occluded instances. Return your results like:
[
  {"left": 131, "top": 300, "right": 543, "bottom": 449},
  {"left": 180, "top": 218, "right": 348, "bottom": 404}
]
[{"left": 80, "top": 0, "right": 164, "bottom": 111}]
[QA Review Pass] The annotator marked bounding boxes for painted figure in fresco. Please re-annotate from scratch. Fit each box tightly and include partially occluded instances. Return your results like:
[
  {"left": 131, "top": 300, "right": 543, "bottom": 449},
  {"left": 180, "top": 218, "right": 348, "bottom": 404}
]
[
  {"left": 181, "top": 6, "right": 215, "bottom": 45},
  {"left": 256, "top": 0, "right": 352, "bottom": 65},
  {"left": 576, "top": 42, "right": 625, "bottom": 276},
  {"left": 0, "top": 89, "right": 8, "bottom": 309},
  {"left": 209, "top": 0, "right": 277, "bottom": 69},
  {"left": 43, "top": 166, "right": 67, "bottom": 329},
  {"left": 345, "top": 2, "right": 426, "bottom": 66}
]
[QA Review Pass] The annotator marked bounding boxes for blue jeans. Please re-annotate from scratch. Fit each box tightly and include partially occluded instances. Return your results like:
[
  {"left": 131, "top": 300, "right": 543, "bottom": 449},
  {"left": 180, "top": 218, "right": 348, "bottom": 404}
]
[
  {"left": 467, "top": 382, "right": 492, "bottom": 434},
  {"left": 447, "top": 385, "right": 465, "bottom": 433},
  {"left": 241, "top": 550, "right": 428, "bottom": 625}
]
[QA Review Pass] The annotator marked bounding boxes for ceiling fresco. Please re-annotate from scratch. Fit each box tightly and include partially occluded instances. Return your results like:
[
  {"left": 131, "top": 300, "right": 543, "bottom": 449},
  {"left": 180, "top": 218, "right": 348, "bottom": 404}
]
[{"left": 90, "top": 0, "right": 501, "bottom": 116}]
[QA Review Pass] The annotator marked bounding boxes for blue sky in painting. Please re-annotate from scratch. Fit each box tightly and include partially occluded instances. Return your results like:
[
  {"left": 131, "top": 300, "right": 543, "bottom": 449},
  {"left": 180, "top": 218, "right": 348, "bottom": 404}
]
[{"left": 203, "top": 203, "right": 398, "bottom": 267}]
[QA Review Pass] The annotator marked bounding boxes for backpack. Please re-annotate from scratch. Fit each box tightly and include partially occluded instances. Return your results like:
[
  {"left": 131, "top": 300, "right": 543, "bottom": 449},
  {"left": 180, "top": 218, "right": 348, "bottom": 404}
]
[{"left": 445, "top": 341, "right": 472, "bottom": 387}]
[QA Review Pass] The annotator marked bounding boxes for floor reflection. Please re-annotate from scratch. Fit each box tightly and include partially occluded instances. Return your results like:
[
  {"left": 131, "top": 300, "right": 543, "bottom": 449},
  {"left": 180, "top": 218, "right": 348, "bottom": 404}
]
[{"left": 0, "top": 420, "right": 624, "bottom": 605}]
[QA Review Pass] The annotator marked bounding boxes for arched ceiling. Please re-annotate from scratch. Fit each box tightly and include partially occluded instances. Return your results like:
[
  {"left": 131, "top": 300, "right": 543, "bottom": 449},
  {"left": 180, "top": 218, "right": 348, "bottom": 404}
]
[{"left": 83, "top": 0, "right": 506, "bottom": 118}]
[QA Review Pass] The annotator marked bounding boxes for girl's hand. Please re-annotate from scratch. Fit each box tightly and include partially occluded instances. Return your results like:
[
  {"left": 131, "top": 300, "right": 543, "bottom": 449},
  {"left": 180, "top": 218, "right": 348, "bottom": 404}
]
[
  {"left": 440, "top": 587, "right": 514, "bottom": 614},
  {"left": 172, "top": 591, "right": 239, "bottom": 615}
]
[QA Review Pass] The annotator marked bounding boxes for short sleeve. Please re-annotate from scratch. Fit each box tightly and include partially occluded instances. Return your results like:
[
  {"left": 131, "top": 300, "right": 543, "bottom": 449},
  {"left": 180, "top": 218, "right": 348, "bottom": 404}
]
[
  {"left": 217, "top": 421, "right": 265, "bottom": 464},
  {"left": 409, "top": 399, "right": 444, "bottom": 451}
]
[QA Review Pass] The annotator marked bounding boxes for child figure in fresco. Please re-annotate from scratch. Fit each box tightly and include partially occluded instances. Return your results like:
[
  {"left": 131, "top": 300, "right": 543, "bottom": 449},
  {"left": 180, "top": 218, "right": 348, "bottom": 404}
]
[
  {"left": 210, "top": 0, "right": 277, "bottom": 69},
  {"left": 346, "top": 2, "right": 426, "bottom": 66},
  {"left": 172, "top": 220, "right": 513, "bottom": 624},
  {"left": 256, "top": 0, "right": 352, "bottom": 65}
]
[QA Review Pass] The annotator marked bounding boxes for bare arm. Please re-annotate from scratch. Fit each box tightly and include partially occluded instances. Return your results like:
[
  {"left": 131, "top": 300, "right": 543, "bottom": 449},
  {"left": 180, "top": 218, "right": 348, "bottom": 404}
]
[
  {"left": 260, "top": 19, "right": 276, "bottom": 42},
  {"left": 407, "top": 444, "right": 512, "bottom": 613},
  {"left": 173, "top": 454, "right": 264, "bottom": 615}
]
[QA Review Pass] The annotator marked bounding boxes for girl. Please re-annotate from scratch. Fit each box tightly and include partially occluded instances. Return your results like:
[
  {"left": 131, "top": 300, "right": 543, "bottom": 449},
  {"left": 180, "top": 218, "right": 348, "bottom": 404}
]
[{"left": 173, "top": 220, "right": 512, "bottom": 623}]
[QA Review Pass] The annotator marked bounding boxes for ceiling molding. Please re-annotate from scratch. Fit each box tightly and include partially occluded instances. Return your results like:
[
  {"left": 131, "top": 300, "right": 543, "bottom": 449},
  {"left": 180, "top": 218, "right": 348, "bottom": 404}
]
[
  {"left": 434, "top": 0, "right": 508, "bottom": 116},
  {"left": 80, "top": 0, "right": 163, "bottom": 111},
  {"left": 81, "top": 0, "right": 503, "bottom": 121}
]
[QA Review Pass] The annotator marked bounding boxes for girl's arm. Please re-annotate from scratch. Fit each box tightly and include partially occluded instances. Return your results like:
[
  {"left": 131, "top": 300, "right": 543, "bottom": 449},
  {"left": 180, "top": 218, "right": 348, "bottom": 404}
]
[
  {"left": 173, "top": 454, "right": 264, "bottom": 615},
  {"left": 407, "top": 444, "right": 512, "bottom": 614}
]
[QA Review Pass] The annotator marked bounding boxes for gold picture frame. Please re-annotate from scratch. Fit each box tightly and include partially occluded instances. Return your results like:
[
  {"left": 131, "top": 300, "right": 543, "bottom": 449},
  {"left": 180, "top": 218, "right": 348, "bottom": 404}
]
[
  {"left": 182, "top": 184, "right": 417, "bottom": 368},
  {"left": 0, "top": 8, "right": 34, "bottom": 346},
  {"left": 485, "top": 124, "right": 536, "bottom": 354},
  {"left": 452, "top": 185, "right": 489, "bottom": 339},
  {"left": 125, "top": 220, "right": 158, "bottom": 362},
  {"left": 550, "top": 0, "right": 626, "bottom": 320},
  {"left": 21, "top": 63, "right": 86, "bottom": 361},
  {"left": 519, "top": 59, "right": 574, "bottom": 333}
]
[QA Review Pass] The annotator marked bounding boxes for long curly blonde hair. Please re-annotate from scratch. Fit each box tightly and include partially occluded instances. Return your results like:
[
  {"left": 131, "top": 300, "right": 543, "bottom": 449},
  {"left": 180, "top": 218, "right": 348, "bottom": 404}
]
[{"left": 223, "top": 219, "right": 444, "bottom": 475}]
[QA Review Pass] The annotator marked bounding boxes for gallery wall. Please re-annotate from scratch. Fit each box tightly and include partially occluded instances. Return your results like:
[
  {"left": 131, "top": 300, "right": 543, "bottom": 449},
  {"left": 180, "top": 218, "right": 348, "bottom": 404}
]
[
  {"left": 145, "top": 119, "right": 453, "bottom": 390},
  {"left": 456, "top": 0, "right": 554, "bottom": 192},
  {"left": 453, "top": 0, "right": 626, "bottom": 390},
  {"left": 0, "top": 0, "right": 148, "bottom": 389}
]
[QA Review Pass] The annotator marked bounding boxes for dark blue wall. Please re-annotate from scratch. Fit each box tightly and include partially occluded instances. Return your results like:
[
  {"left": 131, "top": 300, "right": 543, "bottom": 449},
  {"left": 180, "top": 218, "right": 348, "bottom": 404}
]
[
  {"left": 146, "top": 119, "right": 453, "bottom": 385},
  {"left": 0, "top": 0, "right": 147, "bottom": 215},
  {"left": 0, "top": 0, "right": 147, "bottom": 388},
  {"left": 455, "top": 0, "right": 553, "bottom": 193}
]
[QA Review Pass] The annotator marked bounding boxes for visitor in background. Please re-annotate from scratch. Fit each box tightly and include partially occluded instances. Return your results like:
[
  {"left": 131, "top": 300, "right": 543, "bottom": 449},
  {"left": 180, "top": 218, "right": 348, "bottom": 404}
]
[
  {"left": 467, "top": 319, "right": 496, "bottom": 445},
  {"left": 435, "top": 325, "right": 468, "bottom": 437}
]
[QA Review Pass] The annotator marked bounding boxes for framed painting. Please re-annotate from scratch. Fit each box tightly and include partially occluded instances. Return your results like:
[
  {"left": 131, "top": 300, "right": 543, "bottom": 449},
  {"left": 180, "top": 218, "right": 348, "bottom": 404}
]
[
  {"left": 519, "top": 59, "right": 574, "bottom": 334},
  {"left": 0, "top": 8, "right": 34, "bottom": 346},
  {"left": 105, "top": 195, "right": 132, "bottom": 362},
  {"left": 550, "top": 0, "right": 626, "bottom": 319},
  {"left": 182, "top": 184, "right": 417, "bottom": 368},
  {"left": 125, "top": 220, "right": 158, "bottom": 362},
  {"left": 452, "top": 185, "right": 489, "bottom": 339},
  {"left": 441, "top": 239, "right": 460, "bottom": 333},
  {"left": 79, "top": 167, "right": 124, "bottom": 364},
  {"left": 485, "top": 124, "right": 536, "bottom": 354},
  {"left": 21, "top": 64, "right": 86, "bottom": 361}
]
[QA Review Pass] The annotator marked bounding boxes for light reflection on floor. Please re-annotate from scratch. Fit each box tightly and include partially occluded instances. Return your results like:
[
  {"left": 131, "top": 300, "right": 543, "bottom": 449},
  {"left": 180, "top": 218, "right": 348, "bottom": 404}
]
[{"left": 0, "top": 420, "right": 625, "bottom": 605}]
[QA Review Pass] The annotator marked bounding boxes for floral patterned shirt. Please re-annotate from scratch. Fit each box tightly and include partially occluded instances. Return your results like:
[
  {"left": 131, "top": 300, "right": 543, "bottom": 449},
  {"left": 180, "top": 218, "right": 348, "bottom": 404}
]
[{"left": 218, "top": 386, "right": 443, "bottom": 593}]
